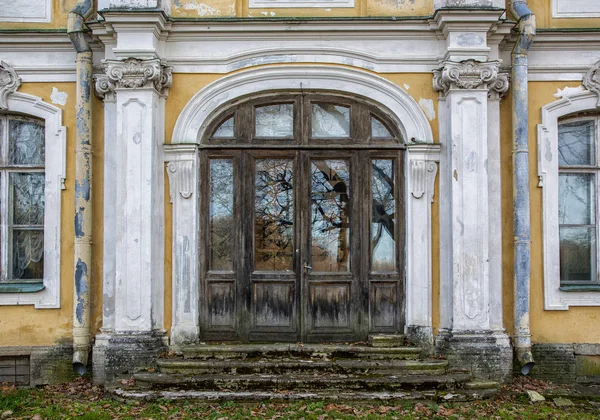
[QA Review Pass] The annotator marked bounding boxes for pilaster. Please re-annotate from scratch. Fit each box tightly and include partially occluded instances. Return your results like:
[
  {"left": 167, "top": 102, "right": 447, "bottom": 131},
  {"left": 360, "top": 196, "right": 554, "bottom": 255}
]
[
  {"left": 92, "top": 58, "right": 171, "bottom": 383},
  {"left": 405, "top": 143, "right": 440, "bottom": 350},
  {"left": 434, "top": 59, "right": 511, "bottom": 380},
  {"left": 165, "top": 144, "right": 200, "bottom": 345}
]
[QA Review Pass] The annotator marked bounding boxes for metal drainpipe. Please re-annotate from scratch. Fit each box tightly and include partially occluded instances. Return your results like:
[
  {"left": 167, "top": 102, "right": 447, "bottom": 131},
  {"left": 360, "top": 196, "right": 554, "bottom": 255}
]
[
  {"left": 510, "top": 0, "right": 536, "bottom": 376},
  {"left": 67, "top": 0, "right": 94, "bottom": 375}
]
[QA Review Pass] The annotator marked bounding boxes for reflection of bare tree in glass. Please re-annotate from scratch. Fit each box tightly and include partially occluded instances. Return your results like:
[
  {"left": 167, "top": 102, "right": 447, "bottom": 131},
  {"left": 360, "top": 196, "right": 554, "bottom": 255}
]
[
  {"left": 255, "top": 159, "right": 294, "bottom": 271},
  {"left": 311, "top": 160, "right": 350, "bottom": 271},
  {"left": 210, "top": 160, "right": 234, "bottom": 270},
  {"left": 372, "top": 160, "right": 396, "bottom": 272}
]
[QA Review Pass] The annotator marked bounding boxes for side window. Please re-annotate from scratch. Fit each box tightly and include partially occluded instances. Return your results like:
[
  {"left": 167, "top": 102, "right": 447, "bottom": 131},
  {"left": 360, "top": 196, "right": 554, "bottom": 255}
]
[
  {"left": 0, "top": 115, "right": 45, "bottom": 283},
  {"left": 558, "top": 118, "right": 598, "bottom": 286}
]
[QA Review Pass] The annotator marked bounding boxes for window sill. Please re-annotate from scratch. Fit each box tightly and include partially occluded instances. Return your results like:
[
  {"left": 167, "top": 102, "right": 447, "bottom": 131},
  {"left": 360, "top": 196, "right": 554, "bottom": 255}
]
[
  {"left": 560, "top": 285, "right": 600, "bottom": 292},
  {"left": 0, "top": 283, "right": 45, "bottom": 293}
]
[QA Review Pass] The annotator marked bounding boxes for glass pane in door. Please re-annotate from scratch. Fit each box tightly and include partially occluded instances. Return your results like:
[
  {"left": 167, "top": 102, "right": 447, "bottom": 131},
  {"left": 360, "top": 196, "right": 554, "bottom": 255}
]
[
  {"left": 310, "top": 160, "right": 350, "bottom": 271},
  {"left": 371, "top": 159, "right": 396, "bottom": 272},
  {"left": 209, "top": 159, "right": 234, "bottom": 271},
  {"left": 254, "top": 159, "right": 294, "bottom": 271}
]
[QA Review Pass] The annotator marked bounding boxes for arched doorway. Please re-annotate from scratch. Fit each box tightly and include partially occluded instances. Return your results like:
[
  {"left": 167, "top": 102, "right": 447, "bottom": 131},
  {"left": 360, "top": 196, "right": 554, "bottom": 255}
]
[{"left": 199, "top": 93, "right": 404, "bottom": 342}]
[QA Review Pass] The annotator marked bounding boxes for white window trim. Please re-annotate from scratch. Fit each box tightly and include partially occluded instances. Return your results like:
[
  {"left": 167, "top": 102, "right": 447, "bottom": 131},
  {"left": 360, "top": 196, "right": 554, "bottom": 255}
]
[
  {"left": 0, "top": 92, "right": 66, "bottom": 308},
  {"left": 538, "top": 90, "right": 600, "bottom": 310}
]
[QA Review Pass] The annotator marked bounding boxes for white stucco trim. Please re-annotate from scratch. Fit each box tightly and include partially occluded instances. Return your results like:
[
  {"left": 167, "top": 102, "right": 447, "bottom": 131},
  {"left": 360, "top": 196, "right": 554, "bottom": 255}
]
[
  {"left": 538, "top": 91, "right": 600, "bottom": 310},
  {"left": 552, "top": 0, "right": 600, "bottom": 18},
  {"left": 172, "top": 65, "right": 433, "bottom": 145},
  {"left": 169, "top": 65, "right": 436, "bottom": 344},
  {"left": 0, "top": 0, "right": 51, "bottom": 23},
  {"left": 249, "top": 0, "right": 354, "bottom": 7},
  {"left": 0, "top": 92, "right": 66, "bottom": 308}
]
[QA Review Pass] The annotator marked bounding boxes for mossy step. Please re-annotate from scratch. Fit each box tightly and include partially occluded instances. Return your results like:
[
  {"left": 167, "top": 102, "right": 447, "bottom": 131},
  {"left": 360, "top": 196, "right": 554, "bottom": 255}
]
[
  {"left": 158, "top": 358, "right": 447, "bottom": 376},
  {"left": 368, "top": 334, "right": 406, "bottom": 347},
  {"left": 179, "top": 343, "right": 422, "bottom": 360},
  {"left": 133, "top": 372, "right": 471, "bottom": 393}
]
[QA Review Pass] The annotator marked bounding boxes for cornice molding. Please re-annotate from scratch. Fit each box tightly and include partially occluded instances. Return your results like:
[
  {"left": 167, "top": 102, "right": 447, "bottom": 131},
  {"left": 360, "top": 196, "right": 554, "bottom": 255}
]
[
  {"left": 433, "top": 59, "right": 509, "bottom": 96},
  {"left": 0, "top": 61, "right": 21, "bottom": 110},
  {"left": 94, "top": 58, "right": 172, "bottom": 99},
  {"left": 582, "top": 60, "right": 600, "bottom": 107}
]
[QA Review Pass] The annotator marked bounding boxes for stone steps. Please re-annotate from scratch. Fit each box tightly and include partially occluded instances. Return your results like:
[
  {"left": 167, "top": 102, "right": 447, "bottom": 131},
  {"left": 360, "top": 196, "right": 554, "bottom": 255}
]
[
  {"left": 157, "top": 358, "right": 448, "bottom": 376},
  {"left": 177, "top": 342, "right": 422, "bottom": 360},
  {"left": 133, "top": 371, "right": 472, "bottom": 392},
  {"left": 111, "top": 338, "right": 500, "bottom": 401}
]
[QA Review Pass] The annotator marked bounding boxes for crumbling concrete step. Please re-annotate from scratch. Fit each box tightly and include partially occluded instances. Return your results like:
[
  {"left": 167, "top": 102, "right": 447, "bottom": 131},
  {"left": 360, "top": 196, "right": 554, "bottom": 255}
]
[
  {"left": 179, "top": 343, "right": 422, "bottom": 360},
  {"left": 369, "top": 334, "right": 406, "bottom": 347},
  {"left": 113, "top": 387, "right": 495, "bottom": 402},
  {"left": 157, "top": 358, "right": 448, "bottom": 376},
  {"left": 133, "top": 372, "right": 471, "bottom": 393}
]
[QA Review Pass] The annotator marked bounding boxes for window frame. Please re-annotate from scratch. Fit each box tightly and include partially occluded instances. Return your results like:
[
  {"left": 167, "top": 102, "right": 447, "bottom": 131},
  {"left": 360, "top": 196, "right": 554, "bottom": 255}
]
[
  {"left": 0, "top": 92, "right": 66, "bottom": 308},
  {"left": 539, "top": 90, "right": 600, "bottom": 309}
]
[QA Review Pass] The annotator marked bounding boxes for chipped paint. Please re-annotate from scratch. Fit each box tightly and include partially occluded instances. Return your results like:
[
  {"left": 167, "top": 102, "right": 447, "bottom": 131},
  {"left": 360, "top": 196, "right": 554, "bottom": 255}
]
[
  {"left": 174, "top": 0, "right": 235, "bottom": 17},
  {"left": 404, "top": 83, "right": 410, "bottom": 90},
  {"left": 418, "top": 98, "right": 435, "bottom": 121},
  {"left": 553, "top": 85, "right": 585, "bottom": 99},
  {"left": 184, "top": 2, "right": 223, "bottom": 16},
  {"left": 74, "top": 258, "right": 88, "bottom": 325},
  {"left": 74, "top": 207, "right": 85, "bottom": 237},
  {"left": 50, "top": 87, "right": 68, "bottom": 106}
]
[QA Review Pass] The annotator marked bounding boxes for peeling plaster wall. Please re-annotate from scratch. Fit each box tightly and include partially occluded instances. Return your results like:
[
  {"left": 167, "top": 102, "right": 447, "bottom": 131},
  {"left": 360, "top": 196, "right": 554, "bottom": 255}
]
[
  {"left": 0, "top": 82, "right": 104, "bottom": 347},
  {"left": 499, "top": 81, "right": 600, "bottom": 344}
]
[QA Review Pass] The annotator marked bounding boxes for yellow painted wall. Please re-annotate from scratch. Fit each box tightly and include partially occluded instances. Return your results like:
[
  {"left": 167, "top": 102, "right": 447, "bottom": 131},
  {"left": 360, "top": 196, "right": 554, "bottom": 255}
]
[
  {"left": 0, "top": 0, "right": 77, "bottom": 30},
  {"left": 526, "top": 81, "right": 600, "bottom": 344},
  {"left": 0, "top": 82, "right": 104, "bottom": 346}
]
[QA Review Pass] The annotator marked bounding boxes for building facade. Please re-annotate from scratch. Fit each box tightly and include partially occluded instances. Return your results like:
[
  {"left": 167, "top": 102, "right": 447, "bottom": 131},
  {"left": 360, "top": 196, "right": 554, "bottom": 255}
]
[{"left": 0, "top": 0, "right": 599, "bottom": 385}]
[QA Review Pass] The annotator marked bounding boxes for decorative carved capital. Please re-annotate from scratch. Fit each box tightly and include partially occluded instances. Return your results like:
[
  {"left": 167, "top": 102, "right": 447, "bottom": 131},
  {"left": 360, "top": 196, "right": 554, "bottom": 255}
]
[
  {"left": 583, "top": 60, "right": 600, "bottom": 107},
  {"left": 433, "top": 60, "right": 509, "bottom": 97},
  {"left": 95, "top": 58, "right": 173, "bottom": 98},
  {"left": 167, "top": 160, "right": 195, "bottom": 203},
  {"left": 0, "top": 61, "right": 21, "bottom": 110}
]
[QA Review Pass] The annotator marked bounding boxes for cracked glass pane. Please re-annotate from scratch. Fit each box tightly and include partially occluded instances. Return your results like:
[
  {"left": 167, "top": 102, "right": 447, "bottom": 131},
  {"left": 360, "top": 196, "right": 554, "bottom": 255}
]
[
  {"left": 372, "top": 117, "right": 392, "bottom": 138},
  {"left": 558, "top": 120, "right": 595, "bottom": 166},
  {"left": 255, "top": 104, "right": 294, "bottom": 138},
  {"left": 8, "top": 119, "right": 44, "bottom": 166},
  {"left": 311, "top": 103, "right": 350, "bottom": 138},
  {"left": 559, "top": 173, "right": 594, "bottom": 225}
]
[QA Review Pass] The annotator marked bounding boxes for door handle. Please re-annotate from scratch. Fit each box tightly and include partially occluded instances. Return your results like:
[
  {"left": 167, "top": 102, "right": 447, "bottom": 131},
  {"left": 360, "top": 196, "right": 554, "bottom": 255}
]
[{"left": 303, "top": 264, "right": 312, "bottom": 270}]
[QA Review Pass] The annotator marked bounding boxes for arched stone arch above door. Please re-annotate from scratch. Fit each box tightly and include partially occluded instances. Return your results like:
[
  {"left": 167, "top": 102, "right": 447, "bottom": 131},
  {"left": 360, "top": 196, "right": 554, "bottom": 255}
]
[
  {"left": 166, "top": 65, "right": 439, "bottom": 347},
  {"left": 172, "top": 65, "right": 434, "bottom": 145}
]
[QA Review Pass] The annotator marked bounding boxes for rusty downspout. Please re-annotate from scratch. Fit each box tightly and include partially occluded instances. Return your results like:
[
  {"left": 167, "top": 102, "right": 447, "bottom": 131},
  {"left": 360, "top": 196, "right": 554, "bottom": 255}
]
[
  {"left": 67, "top": 0, "right": 93, "bottom": 375},
  {"left": 510, "top": 0, "right": 536, "bottom": 375}
]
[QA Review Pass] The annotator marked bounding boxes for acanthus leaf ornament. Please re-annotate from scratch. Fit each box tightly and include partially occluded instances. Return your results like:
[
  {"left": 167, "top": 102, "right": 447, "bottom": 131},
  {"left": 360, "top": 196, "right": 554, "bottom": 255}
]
[
  {"left": 583, "top": 60, "right": 600, "bottom": 107},
  {"left": 0, "top": 61, "right": 21, "bottom": 110},
  {"left": 433, "top": 59, "right": 509, "bottom": 97},
  {"left": 94, "top": 58, "right": 173, "bottom": 98}
]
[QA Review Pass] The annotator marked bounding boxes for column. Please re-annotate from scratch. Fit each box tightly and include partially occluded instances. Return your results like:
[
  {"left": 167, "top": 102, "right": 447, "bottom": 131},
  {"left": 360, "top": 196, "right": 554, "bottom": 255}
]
[
  {"left": 434, "top": 59, "right": 512, "bottom": 380},
  {"left": 93, "top": 58, "right": 172, "bottom": 383}
]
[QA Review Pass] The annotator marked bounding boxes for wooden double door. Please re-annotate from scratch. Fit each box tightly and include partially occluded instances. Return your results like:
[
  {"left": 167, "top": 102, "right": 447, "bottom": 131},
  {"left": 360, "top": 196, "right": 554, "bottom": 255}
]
[{"left": 200, "top": 148, "right": 405, "bottom": 342}]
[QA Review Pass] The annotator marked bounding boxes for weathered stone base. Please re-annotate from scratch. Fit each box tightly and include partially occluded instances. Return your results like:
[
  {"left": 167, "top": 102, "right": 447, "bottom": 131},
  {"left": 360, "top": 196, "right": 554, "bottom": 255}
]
[
  {"left": 405, "top": 325, "right": 434, "bottom": 355},
  {"left": 0, "top": 344, "right": 77, "bottom": 386},
  {"left": 435, "top": 330, "right": 512, "bottom": 382},
  {"left": 526, "top": 343, "right": 600, "bottom": 384},
  {"left": 92, "top": 330, "right": 168, "bottom": 385}
]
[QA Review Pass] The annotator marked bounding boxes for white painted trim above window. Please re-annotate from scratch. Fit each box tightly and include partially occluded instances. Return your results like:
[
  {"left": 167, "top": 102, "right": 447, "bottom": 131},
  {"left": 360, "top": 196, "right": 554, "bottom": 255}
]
[
  {"left": 538, "top": 90, "right": 600, "bottom": 310},
  {"left": 0, "top": 92, "right": 66, "bottom": 308},
  {"left": 249, "top": 0, "right": 354, "bottom": 8},
  {"left": 0, "top": 0, "right": 52, "bottom": 23},
  {"left": 552, "top": 0, "right": 600, "bottom": 18}
]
